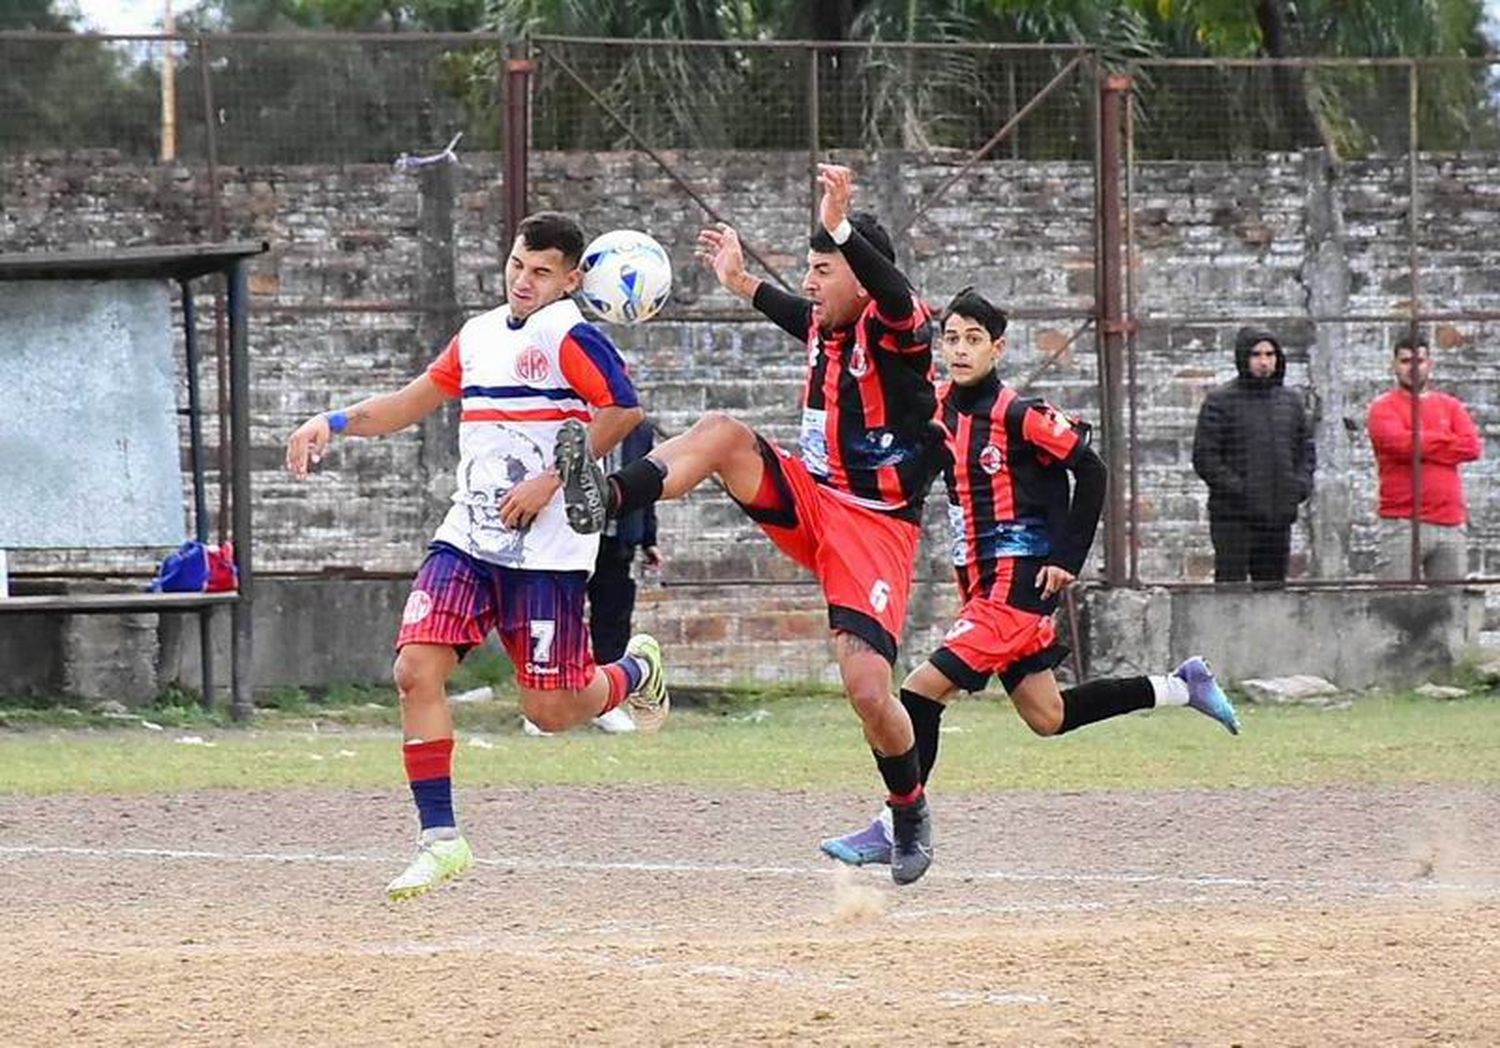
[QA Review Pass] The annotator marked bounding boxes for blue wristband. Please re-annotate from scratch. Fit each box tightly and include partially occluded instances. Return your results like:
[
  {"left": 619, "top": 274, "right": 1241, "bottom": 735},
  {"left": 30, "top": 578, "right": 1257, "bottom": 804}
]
[{"left": 326, "top": 410, "right": 349, "bottom": 434}]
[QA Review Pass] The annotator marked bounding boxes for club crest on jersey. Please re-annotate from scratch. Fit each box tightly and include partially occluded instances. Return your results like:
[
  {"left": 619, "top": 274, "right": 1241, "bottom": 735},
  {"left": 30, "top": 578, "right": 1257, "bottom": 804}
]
[
  {"left": 979, "top": 443, "right": 1006, "bottom": 475},
  {"left": 847, "top": 343, "right": 871, "bottom": 378},
  {"left": 515, "top": 346, "right": 551, "bottom": 383}
]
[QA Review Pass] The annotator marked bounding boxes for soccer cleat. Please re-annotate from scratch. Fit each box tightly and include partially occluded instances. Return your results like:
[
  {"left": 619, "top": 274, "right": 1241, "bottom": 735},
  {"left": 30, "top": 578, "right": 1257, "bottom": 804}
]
[
  {"left": 385, "top": 835, "right": 474, "bottom": 901},
  {"left": 554, "top": 420, "right": 608, "bottom": 535},
  {"left": 819, "top": 807, "right": 892, "bottom": 866},
  {"left": 1175, "top": 656, "right": 1241, "bottom": 736},
  {"left": 592, "top": 705, "right": 638, "bottom": 734},
  {"left": 623, "top": 633, "right": 670, "bottom": 733},
  {"left": 889, "top": 794, "right": 934, "bottom": 886}
]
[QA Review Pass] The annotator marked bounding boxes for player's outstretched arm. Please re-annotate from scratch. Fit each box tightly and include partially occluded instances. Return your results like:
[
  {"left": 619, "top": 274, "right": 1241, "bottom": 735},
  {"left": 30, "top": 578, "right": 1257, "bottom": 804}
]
[
  {"left": 817, "top": 163, "right": 913, "bottom": 320},
  {"left": 698, "top": 222, "right": 812, "bottom": 341},
  {"left": 284, "top": 373, "right": 449, "bottom": 478}
]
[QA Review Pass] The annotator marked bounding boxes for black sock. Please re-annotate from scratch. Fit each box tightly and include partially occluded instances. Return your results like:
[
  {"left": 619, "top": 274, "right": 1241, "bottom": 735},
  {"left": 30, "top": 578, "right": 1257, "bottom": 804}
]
[
  {"left": 900, "top": 688, "right": 946, "bottom": 785},
  {"left": 1058, "top": 676, "right": 1153, "bottom": 734},
  {"left": 872, "top": 744, "right": 922, "bottom": 801},
  {"left": 609, "top": 455, "right": 666, "bottom": 517}
]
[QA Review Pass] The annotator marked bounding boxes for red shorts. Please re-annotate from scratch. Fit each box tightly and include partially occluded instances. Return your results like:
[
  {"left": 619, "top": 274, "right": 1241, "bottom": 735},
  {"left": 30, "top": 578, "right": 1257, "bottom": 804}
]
[
  {"left": 735, "top": 437, "right": 920, "bottom": 662},
  {"left": 396, "top": 542, "right": 594, "bottom": 691},
  {"left": 929, "top": 594, "right": 1068, "bottom": 694}
]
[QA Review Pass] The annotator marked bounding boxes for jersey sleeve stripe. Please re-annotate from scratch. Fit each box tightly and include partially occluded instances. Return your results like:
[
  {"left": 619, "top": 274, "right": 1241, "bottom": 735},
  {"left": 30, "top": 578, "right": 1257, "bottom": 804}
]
[{"left": 559, "top": 324, "right": 640, "bottom": 409}]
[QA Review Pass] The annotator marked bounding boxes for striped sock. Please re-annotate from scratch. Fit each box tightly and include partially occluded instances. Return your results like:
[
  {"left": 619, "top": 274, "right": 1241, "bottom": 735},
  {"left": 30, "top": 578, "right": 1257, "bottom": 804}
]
[
  {"left": 598, "top": 655, "right": 641, "bottom": 714},
  {"left": 403, "top": 737, "right": 455, "bottom": 832}
]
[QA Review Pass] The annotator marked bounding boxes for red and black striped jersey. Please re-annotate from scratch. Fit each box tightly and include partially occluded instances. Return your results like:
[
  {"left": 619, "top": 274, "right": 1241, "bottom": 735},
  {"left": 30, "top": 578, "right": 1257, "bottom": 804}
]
[
  {"left": 939, "top": 373, "right": 1096, "bottom": 610},
  {"left": 795, "top": 295, "right": 939, "bottom": 521}
]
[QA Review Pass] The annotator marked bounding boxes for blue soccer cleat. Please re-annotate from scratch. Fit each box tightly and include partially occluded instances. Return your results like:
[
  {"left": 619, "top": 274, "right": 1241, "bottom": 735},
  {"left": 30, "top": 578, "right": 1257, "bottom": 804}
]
[
  {"left": 1175, "top": 656, "right": 1241, "bottom": 735},
  {"left": 819, "top": 808, "right": 892, "bottom": 866}
]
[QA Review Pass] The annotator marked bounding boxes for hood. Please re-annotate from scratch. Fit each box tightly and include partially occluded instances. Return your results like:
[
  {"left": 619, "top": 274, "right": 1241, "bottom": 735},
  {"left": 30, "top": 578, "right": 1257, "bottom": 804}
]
[{"left": 1233, "top": 325, "right": 1286, "bottom": 387}]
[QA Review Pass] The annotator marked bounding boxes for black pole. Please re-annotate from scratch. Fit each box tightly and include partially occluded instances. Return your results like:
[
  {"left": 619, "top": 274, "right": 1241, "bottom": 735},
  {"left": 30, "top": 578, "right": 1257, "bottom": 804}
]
[
  {"left": 227, "top": 260, "right": 254, "bottom": 721},
  {"left": 181, "top": 278, "right": 215, "bottom": 709}
]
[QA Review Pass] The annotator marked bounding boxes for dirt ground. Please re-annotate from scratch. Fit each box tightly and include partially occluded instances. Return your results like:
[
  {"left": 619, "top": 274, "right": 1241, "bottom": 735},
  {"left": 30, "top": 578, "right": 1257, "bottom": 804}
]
[{"left": 1, "top": 782, "right": 1496, "bottom": 1046}]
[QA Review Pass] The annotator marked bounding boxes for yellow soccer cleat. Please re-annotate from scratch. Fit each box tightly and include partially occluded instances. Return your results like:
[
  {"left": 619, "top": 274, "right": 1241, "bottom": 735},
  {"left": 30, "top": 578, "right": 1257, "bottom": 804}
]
[
  {"left": 385, "top": 835, "right": 474, "bottom": 901},
  {"left": 623, "top": 633, "right": 670, "bottom": 734}
]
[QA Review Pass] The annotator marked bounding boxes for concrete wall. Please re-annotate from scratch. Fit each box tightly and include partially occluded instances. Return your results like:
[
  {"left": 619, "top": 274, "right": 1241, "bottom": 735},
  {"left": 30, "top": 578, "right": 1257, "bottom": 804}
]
[
  {"left": 1084, "top": 585, "right": 1488, "bottom": 691},
  {"left": 0, "top": 579, "right": 1483, "bottom": 704},
  {"left": 2, "top": 148, "right": 1498, "bottom": 691}
]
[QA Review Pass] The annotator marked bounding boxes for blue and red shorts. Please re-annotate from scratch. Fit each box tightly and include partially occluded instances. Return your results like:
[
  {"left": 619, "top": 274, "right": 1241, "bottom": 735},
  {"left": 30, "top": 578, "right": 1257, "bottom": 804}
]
[
  {"left": 929, "top": 594, "right": 1068, "bottom": 694},
  {"left": 733, "top": 436, "right": 921, "bottom": 663},
  {"left": 396, "top": 542, "right": 594, "bottom": 691}
]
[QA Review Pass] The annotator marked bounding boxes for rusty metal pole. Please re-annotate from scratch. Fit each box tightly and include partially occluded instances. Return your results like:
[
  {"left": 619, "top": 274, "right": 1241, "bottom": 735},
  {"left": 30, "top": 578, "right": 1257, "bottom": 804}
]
[
  {"left": 1407, "top": 60, "right": 1423, "bottom": 583},
  {"left": 1124, "top": 77, "right": 1140, "bottom": 587},
  {"left": 808, "top": 45, "right": 820, "bottom": 228},
  {"left": 1096, "top": 72, "right": 1131, "bottom": 586},
  {"left": 503, "top": 39, "right": 533, "bottom": 251}
]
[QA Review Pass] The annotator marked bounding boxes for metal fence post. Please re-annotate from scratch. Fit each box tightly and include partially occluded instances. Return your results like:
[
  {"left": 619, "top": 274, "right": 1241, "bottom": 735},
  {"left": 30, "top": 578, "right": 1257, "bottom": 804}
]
[
  {"left": 227, "top": 259, "right": 254, "bottom": 722},
  {"left": 503, "top": 39, "right": 533, "bottom": 251},
  {"left": 1407, "top": 59, "right": 1423, "bottom": 582},
  {"left": 1096, "top": 71, "right": 1131, "bottom": 586},
  {"left": 808, "top": 45, "right": 820, "bottom": 227}
]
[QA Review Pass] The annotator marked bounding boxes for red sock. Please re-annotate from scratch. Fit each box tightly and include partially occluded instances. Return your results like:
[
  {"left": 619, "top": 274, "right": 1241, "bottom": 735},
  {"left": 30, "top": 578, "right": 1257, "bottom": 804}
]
[
  {"left": 402, "top": 737, "right": 454, "bottom": 782},
  {"left": 889, "top": 783, "right": 924, "bottom": 807},
  {"left": 597, "top": 664, "right": 630, "bottom": 715}
]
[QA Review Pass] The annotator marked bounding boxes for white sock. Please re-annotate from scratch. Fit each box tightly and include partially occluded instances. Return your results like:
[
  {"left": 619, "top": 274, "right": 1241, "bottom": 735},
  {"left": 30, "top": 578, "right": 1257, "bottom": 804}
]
[
  {"left": 1149, "top": 674, "right": 1190, "bottom": 707},
  {"left": 421, "top": 826, "right": 460, "bottom": 844}
]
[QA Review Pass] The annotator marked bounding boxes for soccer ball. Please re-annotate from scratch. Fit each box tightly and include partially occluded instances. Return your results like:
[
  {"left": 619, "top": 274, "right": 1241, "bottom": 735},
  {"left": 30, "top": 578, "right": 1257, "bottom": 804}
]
[{"left": 579, "top": 229, "right": 672, "bottom": 325}]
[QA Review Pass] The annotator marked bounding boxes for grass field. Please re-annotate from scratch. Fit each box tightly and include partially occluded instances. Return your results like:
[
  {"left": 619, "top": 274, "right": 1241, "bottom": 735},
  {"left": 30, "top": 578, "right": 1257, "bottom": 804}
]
[{"left": 1, "top": 689, "right": 1496, "bottom": 795}]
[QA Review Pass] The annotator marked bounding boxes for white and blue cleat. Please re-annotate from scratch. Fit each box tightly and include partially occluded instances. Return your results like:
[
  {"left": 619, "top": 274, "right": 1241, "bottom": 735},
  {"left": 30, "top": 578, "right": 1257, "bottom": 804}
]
[{"left": 1175, "top": 656, "right": 1241, "bottom": 735}]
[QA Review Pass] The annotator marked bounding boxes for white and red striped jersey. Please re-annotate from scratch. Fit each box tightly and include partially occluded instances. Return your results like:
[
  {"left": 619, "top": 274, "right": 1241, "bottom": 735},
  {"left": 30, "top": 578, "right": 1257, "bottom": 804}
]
[{"left": 425, "top": 297, "right": 638, "bottom": 571}]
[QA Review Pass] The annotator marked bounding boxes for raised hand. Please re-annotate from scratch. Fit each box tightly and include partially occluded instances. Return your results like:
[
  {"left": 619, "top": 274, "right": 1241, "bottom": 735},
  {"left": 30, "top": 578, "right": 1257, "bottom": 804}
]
[
  {"left": 817, "top": 163, "right": 854, "bottom": 234},
  {"left": 696, "top": 223, "right": 757, "bottom": 299}
]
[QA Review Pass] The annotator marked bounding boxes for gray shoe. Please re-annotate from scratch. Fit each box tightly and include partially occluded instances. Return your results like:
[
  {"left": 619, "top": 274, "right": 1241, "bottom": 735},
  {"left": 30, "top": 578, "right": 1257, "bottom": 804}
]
[
  {"left": 554, "top": 419, "right": 607, "bottom": 534},
  {"left": 889, "top": 795, "right": 933, "bottom": 886}
]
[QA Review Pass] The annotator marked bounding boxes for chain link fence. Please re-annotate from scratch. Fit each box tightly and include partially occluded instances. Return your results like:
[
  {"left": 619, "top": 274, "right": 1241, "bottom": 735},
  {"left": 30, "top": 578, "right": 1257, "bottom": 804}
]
[{"left": 0, "top": 32, "right": 507, "bottom": 165}]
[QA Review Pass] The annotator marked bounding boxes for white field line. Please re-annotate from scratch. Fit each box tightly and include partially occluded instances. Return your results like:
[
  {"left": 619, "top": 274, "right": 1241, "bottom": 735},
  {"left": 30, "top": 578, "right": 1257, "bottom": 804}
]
[{"left": 0, "top": 842, "right": 1492, "bottom": 898}]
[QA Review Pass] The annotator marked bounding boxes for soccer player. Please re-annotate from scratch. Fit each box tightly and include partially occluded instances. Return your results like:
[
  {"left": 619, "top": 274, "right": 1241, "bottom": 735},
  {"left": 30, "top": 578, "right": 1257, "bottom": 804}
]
[
  {"left": 818, "top": 288, "right": 1241, "bottom": 871},
  {"left": 284, "top": 212, "right": 668, "bottom": 901},
  {"left": 555, "top": 164, "right": 945, "bottom": 885}
]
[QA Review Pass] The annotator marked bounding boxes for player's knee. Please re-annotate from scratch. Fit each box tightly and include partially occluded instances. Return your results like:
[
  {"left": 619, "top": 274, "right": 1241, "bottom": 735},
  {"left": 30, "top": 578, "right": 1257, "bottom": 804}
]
[
  {"left": 519, "top": 692, "right": 573, "bottom": 733},
  {"left": 845, "top": 683, "right": 892, "bottom": 723},
  {"left": 691, "top": 411, "right": 753, "bottom": 449},
  {"left": 1018, "top": 704, "right": 1063, "bottom": 737},
  {"left": 391, "top": 649, "right": 443, "bottom": 704}
]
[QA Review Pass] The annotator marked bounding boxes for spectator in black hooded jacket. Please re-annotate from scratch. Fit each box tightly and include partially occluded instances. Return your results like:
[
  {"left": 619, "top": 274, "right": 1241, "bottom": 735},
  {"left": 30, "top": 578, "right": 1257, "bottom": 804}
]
[{"left": 1191, "top": 326, "right": 1316, "bottom": 584}]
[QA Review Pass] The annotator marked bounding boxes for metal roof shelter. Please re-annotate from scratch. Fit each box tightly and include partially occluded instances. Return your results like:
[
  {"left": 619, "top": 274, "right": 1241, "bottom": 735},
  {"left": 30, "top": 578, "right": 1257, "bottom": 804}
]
[{"left": 0, "top": 241, "right": 267, "bottom": 719}]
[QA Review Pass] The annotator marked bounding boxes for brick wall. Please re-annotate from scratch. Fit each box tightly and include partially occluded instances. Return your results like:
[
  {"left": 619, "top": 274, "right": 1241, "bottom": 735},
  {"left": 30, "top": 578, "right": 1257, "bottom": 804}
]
[{"left": 3, "top": 148, "right": 1497, "bottom": 684}]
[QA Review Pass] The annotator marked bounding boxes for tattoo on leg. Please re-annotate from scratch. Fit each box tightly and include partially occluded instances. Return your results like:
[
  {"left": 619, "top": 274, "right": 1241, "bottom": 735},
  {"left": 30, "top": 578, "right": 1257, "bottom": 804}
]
[{"left": 832, "top": 630, "right": 880, "bottom": 660}]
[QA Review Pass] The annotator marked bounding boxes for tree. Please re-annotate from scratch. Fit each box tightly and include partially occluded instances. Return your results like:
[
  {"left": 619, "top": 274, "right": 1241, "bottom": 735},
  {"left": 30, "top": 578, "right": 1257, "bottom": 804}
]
[
  {"left": 1127, "top": 0, "right": 1496, "bottom": 156},
  {"left": 0, "top": 0, "right": 160, "bottom": 157}
]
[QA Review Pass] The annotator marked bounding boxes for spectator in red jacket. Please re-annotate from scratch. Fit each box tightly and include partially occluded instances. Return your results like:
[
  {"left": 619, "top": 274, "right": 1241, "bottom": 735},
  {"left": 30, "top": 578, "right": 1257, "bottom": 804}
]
[{"left": 1366, "top": 333, "right": 1482, "bottom": 581}]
